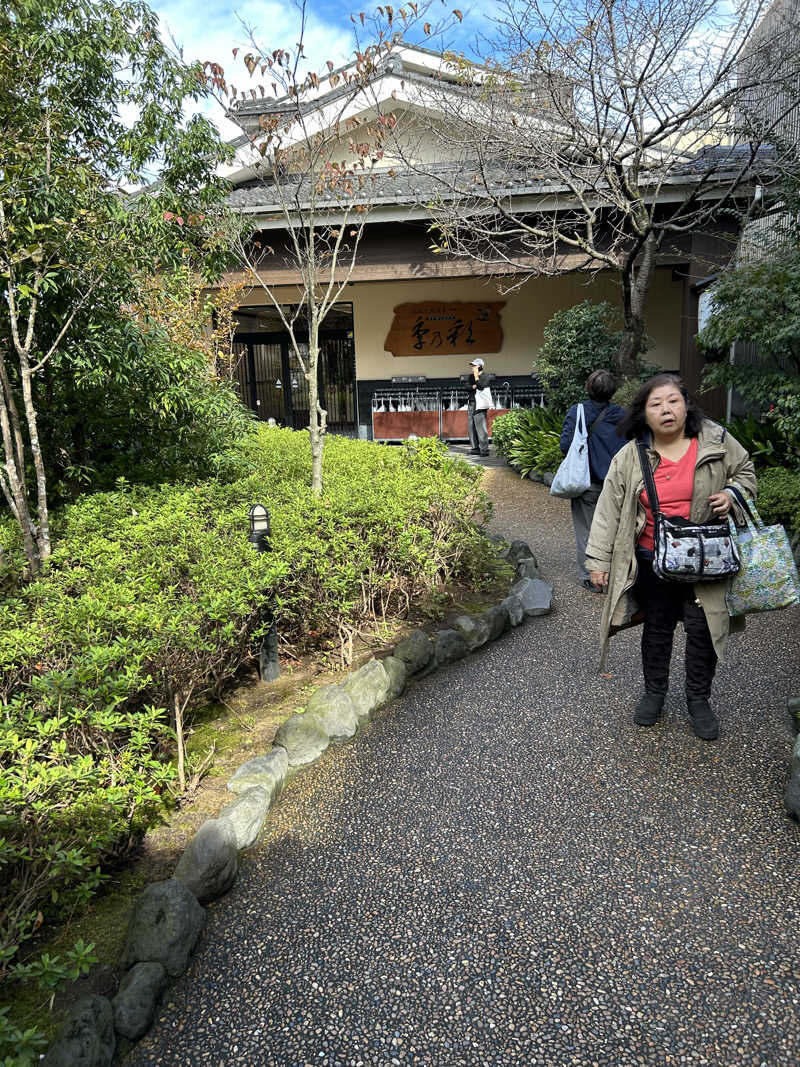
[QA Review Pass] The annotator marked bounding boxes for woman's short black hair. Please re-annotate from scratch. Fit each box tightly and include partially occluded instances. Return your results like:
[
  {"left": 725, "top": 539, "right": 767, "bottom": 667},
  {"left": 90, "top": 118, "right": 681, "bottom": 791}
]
[
  {"left": 585, "top": 369, "right": 617, "bottom": 403},
  {"left": 619, "top": 373, "right": 705, "bottom": 440}
]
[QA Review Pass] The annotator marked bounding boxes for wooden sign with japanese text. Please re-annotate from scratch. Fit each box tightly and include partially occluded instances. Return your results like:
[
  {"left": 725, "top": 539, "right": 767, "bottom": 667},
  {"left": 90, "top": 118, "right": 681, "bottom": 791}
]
[{"left": 384, "top": 301, "right": 505, "bottom": 357}]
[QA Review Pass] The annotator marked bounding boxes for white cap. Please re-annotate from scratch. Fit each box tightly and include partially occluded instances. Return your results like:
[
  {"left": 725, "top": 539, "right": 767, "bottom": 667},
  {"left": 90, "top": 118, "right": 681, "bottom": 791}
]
[{"left": 469, "top": 358, "right": 484, "bottom": 368}]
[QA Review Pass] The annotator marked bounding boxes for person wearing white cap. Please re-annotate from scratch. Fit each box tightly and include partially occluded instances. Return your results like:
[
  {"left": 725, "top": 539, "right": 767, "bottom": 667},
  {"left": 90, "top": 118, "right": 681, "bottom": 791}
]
[{"left": 467, "top": 357, "right": 492, "bottom": 456}]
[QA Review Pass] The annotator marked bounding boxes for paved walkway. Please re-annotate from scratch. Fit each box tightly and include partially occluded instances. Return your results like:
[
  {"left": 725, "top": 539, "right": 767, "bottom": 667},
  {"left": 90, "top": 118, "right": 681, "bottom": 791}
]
[{"left": 129, "top": 468, "right": 800, "bottom": 1066}]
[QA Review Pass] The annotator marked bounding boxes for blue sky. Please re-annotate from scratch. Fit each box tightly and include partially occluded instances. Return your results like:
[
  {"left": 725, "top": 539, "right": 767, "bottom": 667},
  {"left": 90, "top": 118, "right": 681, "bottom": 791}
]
[{"left": 149, "top": 0, "right": 491, "bottom": 137}]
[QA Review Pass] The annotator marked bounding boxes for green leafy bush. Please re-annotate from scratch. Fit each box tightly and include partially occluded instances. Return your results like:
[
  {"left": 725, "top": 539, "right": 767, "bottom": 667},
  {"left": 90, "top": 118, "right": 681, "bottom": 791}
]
[
  {"left": 536, "top": 301, "right": 624, "bottom": 410},
  {"left": 500, "top": 411, "right": 565, "bottom": 477},
  {"left": 0, "top": 428, "right": 492, "bottom": 979},
  {"left": 756, "top": 467, "right": 800, "bottom": 535},
  {"left": 488, "top": 412, "right": 522, "bottom": 458},
  {"left": 723, "top": 415, "right": 797, "bottom": 471},
  {"left": 491, "top": 406, "right": 564, "bottom": 461}
]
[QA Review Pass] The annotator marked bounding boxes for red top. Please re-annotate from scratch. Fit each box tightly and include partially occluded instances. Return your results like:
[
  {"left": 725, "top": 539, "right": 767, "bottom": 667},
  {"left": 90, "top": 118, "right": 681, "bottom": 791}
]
[{"left": 638, "top": 437, "right": 698, "bottom": 551}]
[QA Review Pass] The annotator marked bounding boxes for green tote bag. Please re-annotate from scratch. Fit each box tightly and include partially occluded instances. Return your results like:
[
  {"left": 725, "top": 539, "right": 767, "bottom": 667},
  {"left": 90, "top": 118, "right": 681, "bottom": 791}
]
[{"left": 725, "top": 485, "right": 800, "bottom": 618}]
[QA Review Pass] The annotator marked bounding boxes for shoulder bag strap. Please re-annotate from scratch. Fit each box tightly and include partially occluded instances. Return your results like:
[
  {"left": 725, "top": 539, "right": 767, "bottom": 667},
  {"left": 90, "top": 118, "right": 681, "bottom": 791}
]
[
  {"left": 636, "top": 440, "right": 661, "bottom": 515},
  {"left": 587, "top": 406, "right": 610, "bottom": 438}
]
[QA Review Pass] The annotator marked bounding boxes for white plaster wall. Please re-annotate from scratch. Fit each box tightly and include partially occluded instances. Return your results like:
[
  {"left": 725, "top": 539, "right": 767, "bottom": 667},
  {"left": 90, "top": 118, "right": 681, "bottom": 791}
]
[
  {"left": 233, "top": 266, "right": 682, "bottom": 379},
  {"left": 283, "top": 110, "right": 463, "bottom": 173},
  {"left": 350, "top": 267, "right": 682, "bottom": 380}
]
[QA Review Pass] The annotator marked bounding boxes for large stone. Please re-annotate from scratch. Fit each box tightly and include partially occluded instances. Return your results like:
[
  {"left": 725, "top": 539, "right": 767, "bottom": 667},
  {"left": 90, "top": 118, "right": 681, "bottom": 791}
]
[
  {"left": 452, "top": 614, "right": 491, "bottom": 652},
  {"left": 542, "top": 472, "right": 555, "bottom": 487},
  {"left": 515, "top": 556, "right": 540, "bottom": 580},
  {"left": 42, "top": 996, "right": 115, "bottom": 1067},
  {"left": 507, "top": 539, "right": 535, "bottom": 565},
  {"left": 121, "top": 880, "right": 205, "bottom": 978},
  {"left": 502, "top": 593, "right": 525, "bottom": 627},
  {"left": 792, "top": 736, "right": 800, "bottom": 777},
  {"left": 381, "top": 655, "right": 408, "bottom": 699},
  {"left": 174, "top": 819, "right": 238, "bottom": 904},
  {"left": 226, "top": 748, "right": 288, "bottom": 801},
  {"left": 785, "top": 770, "right": 800, "bottom": 820},
  {"left": 274, "top": 713, "right": 330, "bottom": 765},
  {"left": 219, "top": 787, "right": 270, "bottom": 850},
  {"left": 482, "top": 602, "right": 511, "bottom": 641},
  {"left": 434, "top": 628, "right": 468, "bottom": 666},
  {"left": 393, "top": 629, "right": 434, "bottom": 675},
  {"left": 509, "top": 577, "right": 553, "bottom": 617},
  {"left": 341, "top": 659, "right": 392, "bottom": 720},
  {"left": 112, "top": 962, "right": 167, "bottom": 1042},
  {"left": 306, "top": 684, "right": 359, "bottom": 741}
]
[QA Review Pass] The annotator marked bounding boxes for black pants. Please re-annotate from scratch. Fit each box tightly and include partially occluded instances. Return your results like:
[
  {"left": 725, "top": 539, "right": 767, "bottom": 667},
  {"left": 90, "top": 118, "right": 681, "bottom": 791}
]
[{"left": 634, "top": 554, "right": 717, "bottom": 700}]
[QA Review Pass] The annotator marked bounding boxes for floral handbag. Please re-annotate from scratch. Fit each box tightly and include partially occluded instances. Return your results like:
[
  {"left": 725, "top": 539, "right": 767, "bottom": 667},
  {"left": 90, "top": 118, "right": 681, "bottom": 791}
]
[{"left": 725, "top": 485, "right": 800, "bottom": 617}]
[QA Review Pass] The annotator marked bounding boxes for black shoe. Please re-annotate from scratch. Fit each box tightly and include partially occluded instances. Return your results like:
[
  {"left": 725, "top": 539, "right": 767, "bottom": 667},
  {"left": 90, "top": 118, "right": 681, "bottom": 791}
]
[
  {"left": 480, "top": 451, "right": 489, "bottom": 457},
  {"left": 687, "top": 697, "right": 719, "bottom": 740},
  {"left": 468, "top": 448, "right": 481, "bottom": 455},
  {"left": 633, "top": 692, "right": 665, "bottom": 726}
]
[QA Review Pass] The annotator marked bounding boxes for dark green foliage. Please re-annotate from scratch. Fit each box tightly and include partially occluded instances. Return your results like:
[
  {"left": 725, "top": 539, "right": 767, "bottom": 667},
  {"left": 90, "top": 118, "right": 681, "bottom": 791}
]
[
  {"left": 699, "top": 244, "right": 800, "bottom": 460},
  {"left": 42, "top": 325, "right": 256, "bottom": 495},
  {"left": 1, "top": 0, "right": 245, "bottom": 505},
  {"left": 491, "top": 408, "right": 564, "bottom": 459},
  {"left": 756, "top": 467, "right": 800, "bottom": 535},
  {"left": 536, "top": 301, "right": 624, "bottom": 411},
  {"left": 0, "top": 429, "right": 493, "bottom": 980},
  {"left": 697, "top": 245, "right": 800, "bottom": 375},
  {"left": 724, "top": 415, "right": 799, "bottom": 471},
  {"left": 491, "top": 407, "right": 564, "bottom": 460},
  {"left": 492, "top": 408, "right": 566, "bottom": 476}
]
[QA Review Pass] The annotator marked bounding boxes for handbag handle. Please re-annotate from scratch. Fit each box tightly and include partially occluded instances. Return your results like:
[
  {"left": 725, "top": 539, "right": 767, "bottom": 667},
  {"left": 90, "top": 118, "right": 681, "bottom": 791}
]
[
  {"left": 588, "top": 405, "right": 611, "bottom": 439},
  {"left": 724, "top": 483, "right": 762, "bottom": 531},
  {"left": 575, "top": 403, "right": 587, "bottom": 437}
]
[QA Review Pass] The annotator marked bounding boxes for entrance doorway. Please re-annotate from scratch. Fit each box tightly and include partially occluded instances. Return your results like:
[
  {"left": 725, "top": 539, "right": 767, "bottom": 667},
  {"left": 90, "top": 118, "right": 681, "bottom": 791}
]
[{"left": 231, "top": 304, "right": 358, "bottom": 434}]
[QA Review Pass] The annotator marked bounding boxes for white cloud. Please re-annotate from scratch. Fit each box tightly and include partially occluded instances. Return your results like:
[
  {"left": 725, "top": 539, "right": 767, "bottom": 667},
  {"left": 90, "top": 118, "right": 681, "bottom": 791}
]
[{"left": 150, "top": 0, "right": 357, "bottom": 139}]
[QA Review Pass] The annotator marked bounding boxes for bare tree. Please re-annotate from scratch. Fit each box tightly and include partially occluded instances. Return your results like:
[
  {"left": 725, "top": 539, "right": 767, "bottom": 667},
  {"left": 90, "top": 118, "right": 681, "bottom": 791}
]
[
  {"left": 205, "top": 2, "right": 458, "bottom": 494},
  {"left": 394, "top": 0, "right": 800, "bottom": 378}
]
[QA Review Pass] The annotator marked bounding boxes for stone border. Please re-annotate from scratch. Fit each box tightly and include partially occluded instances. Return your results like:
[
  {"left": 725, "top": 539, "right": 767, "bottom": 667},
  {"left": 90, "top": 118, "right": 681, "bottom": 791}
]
[
  {"left": 42, "top": 540, "right": 553, "bottom": 1066},
  {"left": 783, "top": 697, "right": 800, "bottom": 820}
]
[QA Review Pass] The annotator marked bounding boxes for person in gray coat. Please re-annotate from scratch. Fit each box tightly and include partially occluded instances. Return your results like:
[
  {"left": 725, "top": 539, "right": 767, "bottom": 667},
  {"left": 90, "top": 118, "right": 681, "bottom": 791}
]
[{"left": 559, "top": 369, "right": 626, "bottom": 590}]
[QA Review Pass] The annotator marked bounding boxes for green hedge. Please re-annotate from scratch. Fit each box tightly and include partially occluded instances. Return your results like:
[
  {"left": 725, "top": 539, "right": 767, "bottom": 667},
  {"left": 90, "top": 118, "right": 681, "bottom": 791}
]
[
  {"left": 0, "top": 429, "right": 493, "bottom": 977},
  {"left": 756, "top": 467, "right": 800, "bottom": 535}
]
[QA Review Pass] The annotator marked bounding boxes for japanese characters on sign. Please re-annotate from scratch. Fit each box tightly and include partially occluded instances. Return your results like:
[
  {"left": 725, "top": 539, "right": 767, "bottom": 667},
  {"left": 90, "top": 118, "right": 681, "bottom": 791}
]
[{"left": 384, "top": 301, "right": 505, "bottom": 357}]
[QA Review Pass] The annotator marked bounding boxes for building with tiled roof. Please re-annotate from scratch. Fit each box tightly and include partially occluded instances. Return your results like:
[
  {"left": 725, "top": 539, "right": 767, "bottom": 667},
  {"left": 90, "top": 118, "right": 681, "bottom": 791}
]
[{"left": 217, "top": 41, "right": 765, "bottom": 433}]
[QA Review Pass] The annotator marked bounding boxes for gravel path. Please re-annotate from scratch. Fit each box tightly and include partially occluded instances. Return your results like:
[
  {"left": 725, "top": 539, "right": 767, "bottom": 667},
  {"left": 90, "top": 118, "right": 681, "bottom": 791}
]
[{"left": 128, "top": 468, "right": 800, "bottom": 1066}]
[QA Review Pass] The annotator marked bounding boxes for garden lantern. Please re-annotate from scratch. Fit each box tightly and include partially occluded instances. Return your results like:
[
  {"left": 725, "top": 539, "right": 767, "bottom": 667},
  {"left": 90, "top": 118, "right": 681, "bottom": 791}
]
[
  {"left": 248, "top": 503, "right": 270, "bottom": 553},
  {"left": 247, "top": 504, "right": 280, "bottom": 682}
]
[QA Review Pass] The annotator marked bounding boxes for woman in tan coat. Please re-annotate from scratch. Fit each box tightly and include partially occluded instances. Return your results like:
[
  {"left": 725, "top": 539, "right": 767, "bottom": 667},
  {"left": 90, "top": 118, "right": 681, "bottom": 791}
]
[{"left": 585, "top": 374, "right": 757, "bottom": 740}]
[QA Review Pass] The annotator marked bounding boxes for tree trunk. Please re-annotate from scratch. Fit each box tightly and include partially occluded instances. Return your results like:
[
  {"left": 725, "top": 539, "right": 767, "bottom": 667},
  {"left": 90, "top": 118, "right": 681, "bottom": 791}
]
[
  {"left": 19, "top": 360, "right": 51, "bottom": 565},
  {"left": 0, "top": 368, "right": 39, "bottom": 574},
  {"left": 618, "top": 233, "right": 658, "bottom": 380},
  {"left": 306, "top": 314, "right": 327, "bottom": 497}
]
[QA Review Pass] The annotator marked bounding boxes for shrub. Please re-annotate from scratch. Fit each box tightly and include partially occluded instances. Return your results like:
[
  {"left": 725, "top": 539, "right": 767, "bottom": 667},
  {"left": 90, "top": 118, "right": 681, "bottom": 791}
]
[
  {"left": 491, "top": 407, "right": 564, "bottom": 460},
  {"left": 500, "top": 410, "right": 565, "bottom": 477},
  {"left": 0, "top": 428, "right": 494, "bottom": 977},
  {"left": 536, "top": 301, "right": 624, "bottom": 411},
  {"left": 724, "top": 415, "right": 796, "bottom": 471},
  {"left": 756, "top": 467, "right": 800, "bottom": 535},
  {"left": 489, "top": 411, "right": 522, "bottom": 458}
]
